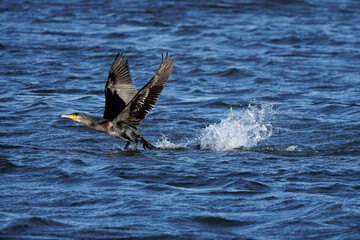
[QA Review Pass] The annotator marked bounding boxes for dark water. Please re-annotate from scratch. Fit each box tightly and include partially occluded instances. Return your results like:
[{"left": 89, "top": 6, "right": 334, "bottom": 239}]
[{"left": 1, "top": 0, "right": 360, "bottom": 239}]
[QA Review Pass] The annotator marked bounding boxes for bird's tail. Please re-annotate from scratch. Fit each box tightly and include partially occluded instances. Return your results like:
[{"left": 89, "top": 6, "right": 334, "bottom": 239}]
[{"left": 141, "top": 138, "right": 157, "bottom": 150}]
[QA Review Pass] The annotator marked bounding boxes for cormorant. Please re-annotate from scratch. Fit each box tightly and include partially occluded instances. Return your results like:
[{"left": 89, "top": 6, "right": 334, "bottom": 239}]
[{"left": 61, "top": 52, "right": 175, "bottom": 150}]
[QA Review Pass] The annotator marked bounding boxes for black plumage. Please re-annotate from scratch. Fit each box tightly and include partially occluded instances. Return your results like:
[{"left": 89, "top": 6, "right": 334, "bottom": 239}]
[{"left": 61, "top": 52, "right": 175, "bottom": 150}]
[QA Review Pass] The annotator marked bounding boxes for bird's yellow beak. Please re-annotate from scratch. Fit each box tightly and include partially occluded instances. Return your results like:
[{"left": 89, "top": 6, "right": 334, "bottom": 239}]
[{"left": 61, "top": 114, "right": 77, "bottom": 121}]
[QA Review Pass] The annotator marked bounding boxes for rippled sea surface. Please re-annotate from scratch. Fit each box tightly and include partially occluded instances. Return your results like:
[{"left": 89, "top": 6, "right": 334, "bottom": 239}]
[{"left": 1, "top": 0, "right": 360, "bottom": 239}]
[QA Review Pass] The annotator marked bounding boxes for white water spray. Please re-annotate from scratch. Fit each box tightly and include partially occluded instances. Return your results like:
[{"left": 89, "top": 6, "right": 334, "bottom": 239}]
[
  {"left": 199, "top": 105, "right": 274, "bottom": 151},
  {"left": 155, "top": 135, "right": 189, "bottom": 149},
  {"left": 154, "top": 105, "right": 274, "bottom": 151}
]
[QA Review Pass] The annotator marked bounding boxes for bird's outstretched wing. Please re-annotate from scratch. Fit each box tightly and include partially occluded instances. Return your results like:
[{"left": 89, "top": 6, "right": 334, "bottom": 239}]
[
  {"left": 103, "top": 53, "right": 137, "bottom": 120},
  {"left": 114, "top": 53, "right": 175, "bottom": 126}
]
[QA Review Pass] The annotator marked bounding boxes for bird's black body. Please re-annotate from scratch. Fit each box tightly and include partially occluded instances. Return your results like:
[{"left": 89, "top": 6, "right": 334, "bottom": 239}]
[{"left": 61, "top": 53, "right": 175, "bottom": 150}]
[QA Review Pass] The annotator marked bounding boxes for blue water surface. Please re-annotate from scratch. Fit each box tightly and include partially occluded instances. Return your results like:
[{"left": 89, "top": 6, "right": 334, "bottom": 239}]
[{"left": 1, "top": 0, "right": 360, "bottom": 239}]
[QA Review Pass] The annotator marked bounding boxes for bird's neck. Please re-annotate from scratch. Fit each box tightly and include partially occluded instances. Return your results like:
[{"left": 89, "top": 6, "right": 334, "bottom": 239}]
[
  {"left": 83, "top": 118, "right": 111, "bottom": 133},
  {"left": 80, "top": 117, "right": 98, "bottom": 129}
]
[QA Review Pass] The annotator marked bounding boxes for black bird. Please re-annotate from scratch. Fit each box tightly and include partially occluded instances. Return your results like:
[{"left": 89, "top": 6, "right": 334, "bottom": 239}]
[{"left": 61, "top": 52, "right": 175, "bottom": 150}]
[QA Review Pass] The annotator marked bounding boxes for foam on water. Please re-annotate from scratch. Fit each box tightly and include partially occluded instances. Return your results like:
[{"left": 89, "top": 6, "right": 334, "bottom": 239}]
[{"left": 199, "top": 105, "right": 274, "bottom": 151}]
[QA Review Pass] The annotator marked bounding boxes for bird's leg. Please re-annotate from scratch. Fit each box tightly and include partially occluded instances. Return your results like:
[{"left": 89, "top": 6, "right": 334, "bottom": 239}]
[
  {"left": 134, "top": 142, "right": 138, "bottom": 150},
  {"left": 124, "top": 142, "right": 130, "bottom": 149}
]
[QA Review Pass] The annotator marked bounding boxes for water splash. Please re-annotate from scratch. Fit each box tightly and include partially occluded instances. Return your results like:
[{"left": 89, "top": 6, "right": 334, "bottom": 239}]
[
  {"left": 286, "top": 145, "right": 298, "bottom": 151},
  {"left": 152, "top": 105, "right": 274, "bottom": 151},
  {"left": 155, "top": 135, "right": 189, "bottom": 149},
  {"left": 199, "top": 105, "right": 274, "bottom": 151}
]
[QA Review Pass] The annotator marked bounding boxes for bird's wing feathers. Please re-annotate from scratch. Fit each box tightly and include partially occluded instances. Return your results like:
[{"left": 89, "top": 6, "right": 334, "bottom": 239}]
[
  {"left": 103, "top": 53, "right": 137, "bottom": 120},
  {"left": 114, "top": 53, "right": 175, "bottom": 126}
]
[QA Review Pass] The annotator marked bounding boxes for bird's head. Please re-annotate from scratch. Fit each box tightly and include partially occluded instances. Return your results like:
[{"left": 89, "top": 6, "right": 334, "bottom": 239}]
[{"left": 61, "top": 112, "right": 89, "bottom": 123}]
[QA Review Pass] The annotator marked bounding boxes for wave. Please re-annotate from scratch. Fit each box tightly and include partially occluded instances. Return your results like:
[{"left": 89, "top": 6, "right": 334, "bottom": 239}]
[
  {"left": 0, "top": 217, "right": 69, "bottom": 236},
  {"left": 0, "top": 158, "right": 21, "bottom": 173}
]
